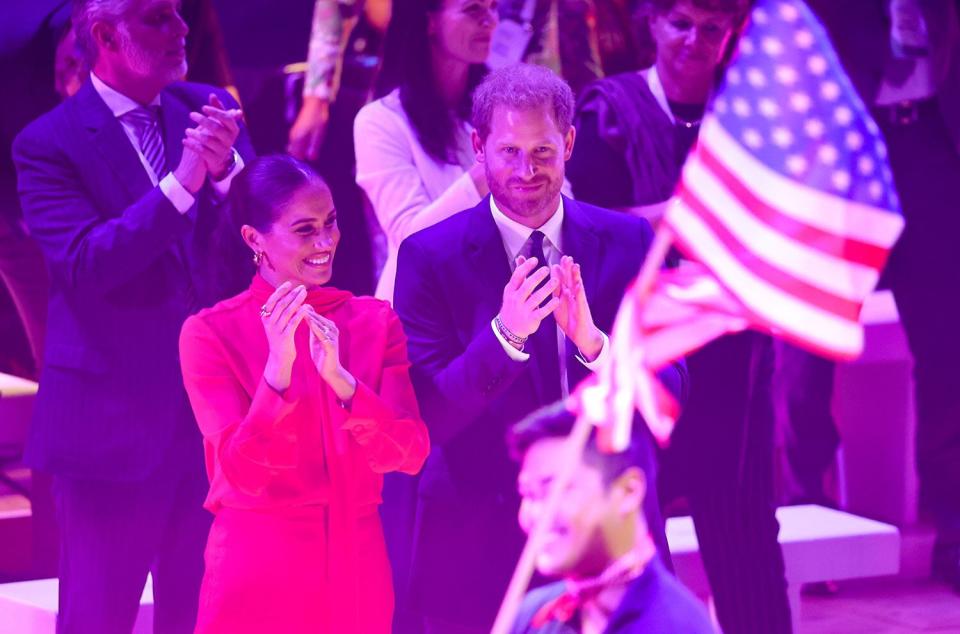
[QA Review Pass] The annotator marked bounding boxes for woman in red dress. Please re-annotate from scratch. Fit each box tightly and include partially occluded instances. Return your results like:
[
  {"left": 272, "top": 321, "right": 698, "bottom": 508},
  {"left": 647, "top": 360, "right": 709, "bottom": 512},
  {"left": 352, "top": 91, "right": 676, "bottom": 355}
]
[{"left": 179, "top": 155, "right": 429, "bottom": 633}]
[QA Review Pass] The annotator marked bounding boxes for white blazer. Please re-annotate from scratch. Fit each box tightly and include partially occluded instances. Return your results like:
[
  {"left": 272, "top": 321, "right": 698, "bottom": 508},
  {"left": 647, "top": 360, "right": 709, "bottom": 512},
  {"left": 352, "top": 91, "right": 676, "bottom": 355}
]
[{"left": 354, "top": 89, "right": 482, "bottom": 303}]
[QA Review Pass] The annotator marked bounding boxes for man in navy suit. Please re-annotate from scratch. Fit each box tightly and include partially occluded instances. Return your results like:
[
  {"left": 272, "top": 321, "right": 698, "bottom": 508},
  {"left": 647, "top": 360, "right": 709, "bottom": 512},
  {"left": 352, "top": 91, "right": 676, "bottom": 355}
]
[
  {"left": 394, "top": 63, "right": 687, "bottom": 634},
  {"left": 12, "top": 1, "right": 254, "bottom": 632}
]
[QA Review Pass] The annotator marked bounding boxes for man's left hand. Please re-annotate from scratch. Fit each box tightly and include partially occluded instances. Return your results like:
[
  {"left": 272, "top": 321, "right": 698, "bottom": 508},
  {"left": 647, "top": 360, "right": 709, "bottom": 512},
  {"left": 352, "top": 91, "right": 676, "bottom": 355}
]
[
  {"left": 551, "top": 255, "right": 604, "bottom": 362},
  {"left": 183, "top": 93, "right": 242, "bottom": 181}
]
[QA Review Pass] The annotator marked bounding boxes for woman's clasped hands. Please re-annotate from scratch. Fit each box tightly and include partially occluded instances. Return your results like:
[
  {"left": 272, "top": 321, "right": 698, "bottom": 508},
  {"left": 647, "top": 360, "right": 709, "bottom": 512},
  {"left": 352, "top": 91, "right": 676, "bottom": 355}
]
[{"left": 259, "top": 281, "right": 357, "bottom": 402}]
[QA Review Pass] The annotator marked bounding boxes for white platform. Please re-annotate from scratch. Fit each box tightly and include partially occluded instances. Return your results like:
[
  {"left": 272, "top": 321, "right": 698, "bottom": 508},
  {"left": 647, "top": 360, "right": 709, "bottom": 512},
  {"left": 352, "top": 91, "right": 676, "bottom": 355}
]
[
  {"left": 0, "top": 372, "right": 36, "bottom": 448},
  {"left": 0, "top": 575, "right": 154, "bottom": 634},
  {"left": 0, "top": 372, "right": 38, "bottom": 398},
  {"left": 668, "top": 504, "right": 900, "bottom": 633}
]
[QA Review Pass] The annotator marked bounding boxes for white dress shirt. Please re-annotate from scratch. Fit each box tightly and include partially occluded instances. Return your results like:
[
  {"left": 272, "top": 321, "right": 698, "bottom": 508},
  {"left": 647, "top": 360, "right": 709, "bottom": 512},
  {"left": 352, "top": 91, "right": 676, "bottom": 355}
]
[
  {"left": 90, "top": 73, "right": 243, "bottom": 212},
  {"left": 488, "top": 196, "right": 610, "bottom": 398}
]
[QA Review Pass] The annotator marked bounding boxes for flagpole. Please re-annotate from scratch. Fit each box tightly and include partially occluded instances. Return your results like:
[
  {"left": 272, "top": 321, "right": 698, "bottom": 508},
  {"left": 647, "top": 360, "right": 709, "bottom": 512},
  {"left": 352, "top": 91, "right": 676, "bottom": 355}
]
[{"left": 490, "top": 223, "right": 676, "bottom": 634}]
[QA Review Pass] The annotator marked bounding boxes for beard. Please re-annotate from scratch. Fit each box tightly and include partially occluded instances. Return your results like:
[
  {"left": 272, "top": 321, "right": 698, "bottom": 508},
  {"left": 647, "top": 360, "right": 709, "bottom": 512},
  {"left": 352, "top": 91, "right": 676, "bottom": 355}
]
[
  {"left": 487, "top": 166, "right": 564, "bottom": 221},
  {"left": 118, "top": 29, "right": 187, "bottom": 85}
]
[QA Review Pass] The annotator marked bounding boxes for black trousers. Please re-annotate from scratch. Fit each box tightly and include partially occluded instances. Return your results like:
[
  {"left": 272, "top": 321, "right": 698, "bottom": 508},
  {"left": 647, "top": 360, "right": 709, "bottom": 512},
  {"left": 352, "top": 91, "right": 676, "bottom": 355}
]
[
  {"left": 660, "top": 332, "right": 792, "bottom": 634},
  {"left": 775, "top": 341, "right": 839, "bottom": 506},
  {"left": 53, "top": 434, "right": 210, "bottom": 634},
  {"left": 877, "top": 103, "right": 960, "bottom": 542}
]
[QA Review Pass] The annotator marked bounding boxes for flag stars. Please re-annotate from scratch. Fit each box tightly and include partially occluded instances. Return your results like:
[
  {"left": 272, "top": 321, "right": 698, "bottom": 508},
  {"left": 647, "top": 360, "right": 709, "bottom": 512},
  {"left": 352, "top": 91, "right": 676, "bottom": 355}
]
[
  {"left": 762, "top": 37, "right": 785, "bottom": 56},
  {"left": 742, "top": 128, "right": 764, "bottom": 148},
  {"left": 727, "top": 68, "right": 742, "bottom": 85},
  {"left": 790, "top": 92, "right": 813, "bottom": 112},
  {"left": 834, "top": 106, "right": 853, "bottom": 125},
  {"left": 845, "top": 130, "right": 864, "bottom": 150},
  {"left": 868, "top": 180, "right": 884, "bottom": 201},
  {"left": 795, "top": 29, "right": 814, "bottom": 49},
  {"left": 808, "top": 55, "right": 828, "bottom": 75},
  {"left": 832, "top": 170, "right": 851, "bottom": 190},
  {"left": 747, "top": 67, "right": 767, "bottom": 87},
  {"left": 818, "top": 144, "right": 839, "bottom": 165},
  {"left": 820, "top": 81, "right": 841, "bottom": 101},
  {"left": 732, "top": 97, "right": 752, "bottom": 117},
  {"left": 858, "top": 155, "right": 875, "bottom": 175},
  {"left": 753, "top": 7, "right": 769, "bottom": 23},
  {"left": 714, "top": 97, "right": 729, "bottom": 114},
  {"left": 758, "top": 98, "right": 780, "bottom": 118},
  {"left": 804, "top": 118, "right": 826, "bottom": 138},
  {"left": 785, "top": 155, "right": 808, "bottom": 175},
  {"left": 739, "top": 37, "right": 755, "bottom": 55},
  {"left": 775, "top": 65, "right": 799, "bottom": 85},
  {"left": 772, "top": 127, "right": 794, "bottom": 147},
  {"left": 778, "top": 2, "right": 800, "bottom": 21}
]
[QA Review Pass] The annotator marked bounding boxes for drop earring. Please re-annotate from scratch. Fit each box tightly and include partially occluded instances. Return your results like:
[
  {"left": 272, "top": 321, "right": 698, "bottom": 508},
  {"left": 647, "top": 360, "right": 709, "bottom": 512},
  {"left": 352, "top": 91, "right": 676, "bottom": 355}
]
[{"left": 252, "top": 251, "right": 263, "bottom": 266}]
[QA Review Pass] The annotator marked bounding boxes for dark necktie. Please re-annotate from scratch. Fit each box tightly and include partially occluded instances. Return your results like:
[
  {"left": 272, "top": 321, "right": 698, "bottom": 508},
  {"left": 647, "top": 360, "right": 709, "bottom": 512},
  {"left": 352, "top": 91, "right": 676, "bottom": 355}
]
[
  {"left": 526, "top": 230, "right": 562, "bottom": 403},
  {"left": 121, "top": 106, "right": 167, "bottom": 180}
]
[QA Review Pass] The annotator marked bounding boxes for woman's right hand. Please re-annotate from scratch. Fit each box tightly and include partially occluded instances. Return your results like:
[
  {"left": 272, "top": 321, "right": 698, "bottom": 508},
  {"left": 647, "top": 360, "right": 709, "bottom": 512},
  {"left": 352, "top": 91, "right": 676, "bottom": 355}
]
[{"left": 260, "top": 282, "right": 310, "bottom": 392}]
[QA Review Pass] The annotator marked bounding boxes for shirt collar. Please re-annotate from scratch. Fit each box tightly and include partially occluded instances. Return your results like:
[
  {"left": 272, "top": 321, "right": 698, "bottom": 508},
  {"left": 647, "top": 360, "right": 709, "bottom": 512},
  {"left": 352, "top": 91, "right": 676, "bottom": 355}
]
[
  {"left": 90, "top": 72, "right": 161, "bottom": 118},
  {"left": 489, "top": 195, "right": 565, "bottom": 259}
]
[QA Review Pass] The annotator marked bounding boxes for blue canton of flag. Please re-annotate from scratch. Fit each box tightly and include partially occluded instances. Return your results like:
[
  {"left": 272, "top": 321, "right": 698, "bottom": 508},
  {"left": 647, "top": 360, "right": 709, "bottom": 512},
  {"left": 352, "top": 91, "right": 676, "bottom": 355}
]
[{"left": 712, "top": 1, "right": 900, "bottom": 211}]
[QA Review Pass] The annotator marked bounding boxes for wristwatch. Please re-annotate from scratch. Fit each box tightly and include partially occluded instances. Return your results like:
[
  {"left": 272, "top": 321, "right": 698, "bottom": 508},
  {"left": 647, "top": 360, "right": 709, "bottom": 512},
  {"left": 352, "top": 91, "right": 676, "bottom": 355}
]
[{"left": 213, "top": 148, "right": 239, "bottom": 181}]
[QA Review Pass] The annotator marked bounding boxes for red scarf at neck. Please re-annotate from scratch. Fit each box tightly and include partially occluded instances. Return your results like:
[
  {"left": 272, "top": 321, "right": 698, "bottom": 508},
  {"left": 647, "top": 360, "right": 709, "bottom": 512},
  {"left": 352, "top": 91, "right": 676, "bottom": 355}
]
[
  {"left": 531, "top": 537, "right": 656, "bottom": 629},
  {"left": 249, "top": 274, "right": 353, "bottom": 315}
]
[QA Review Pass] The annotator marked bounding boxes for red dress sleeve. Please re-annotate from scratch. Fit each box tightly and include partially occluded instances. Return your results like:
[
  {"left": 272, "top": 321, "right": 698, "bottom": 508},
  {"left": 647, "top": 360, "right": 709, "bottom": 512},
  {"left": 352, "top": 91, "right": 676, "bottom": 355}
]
[
  {"left": 180, "top": 314, "right": 302, "bottom": 496},
  {"left": 340, "top": 309, "right": 430, "bottom": 475}
]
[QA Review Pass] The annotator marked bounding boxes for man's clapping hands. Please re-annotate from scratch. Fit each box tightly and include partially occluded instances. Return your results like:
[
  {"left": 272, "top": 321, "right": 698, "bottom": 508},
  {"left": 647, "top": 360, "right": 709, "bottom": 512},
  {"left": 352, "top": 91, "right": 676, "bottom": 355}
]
[{"left": 496, "top": 253, "right": 604, "bottom": 361}]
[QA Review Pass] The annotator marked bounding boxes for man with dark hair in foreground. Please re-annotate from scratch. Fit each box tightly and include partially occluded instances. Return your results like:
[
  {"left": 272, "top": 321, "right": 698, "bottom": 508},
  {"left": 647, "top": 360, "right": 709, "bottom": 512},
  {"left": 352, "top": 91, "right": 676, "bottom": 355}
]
[{"left": 508, "top": 402, "right": 715, "bottom": 634}]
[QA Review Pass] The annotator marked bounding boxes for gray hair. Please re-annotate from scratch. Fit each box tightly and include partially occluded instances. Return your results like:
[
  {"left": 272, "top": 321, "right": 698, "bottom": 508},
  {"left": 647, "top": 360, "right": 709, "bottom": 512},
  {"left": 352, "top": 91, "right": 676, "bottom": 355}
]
[
  {"left": 471, "top": 64, "right": 575, "bottom": 141},
  {"left": 72, "top": 0, "right": 137, "bottom": 65}
]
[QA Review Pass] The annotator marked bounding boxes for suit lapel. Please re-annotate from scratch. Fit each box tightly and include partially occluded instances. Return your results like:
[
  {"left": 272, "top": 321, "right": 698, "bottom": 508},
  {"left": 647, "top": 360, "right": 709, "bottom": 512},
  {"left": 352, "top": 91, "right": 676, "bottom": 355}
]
[
  {"left": 75, "top": 81, "right": 154, "bottom": 206},
  {"left": 465, "top": 196, "right": 513, "bottom": 315},
  {"left": 561, "top": 197, "right": 602, "bottom": 314},
  {"left": 465, "top": 198, "right": 549, "bottom": 399},
  {"left": 561, "top": 197, "right": 603, "bottom": 390}
]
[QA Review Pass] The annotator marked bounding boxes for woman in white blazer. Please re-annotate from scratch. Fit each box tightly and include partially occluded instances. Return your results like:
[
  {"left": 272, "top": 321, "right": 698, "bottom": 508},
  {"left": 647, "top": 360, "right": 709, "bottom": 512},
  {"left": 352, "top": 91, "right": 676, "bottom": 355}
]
[{"left": 354, "top": 0, "right": 496, "bottom": 303}]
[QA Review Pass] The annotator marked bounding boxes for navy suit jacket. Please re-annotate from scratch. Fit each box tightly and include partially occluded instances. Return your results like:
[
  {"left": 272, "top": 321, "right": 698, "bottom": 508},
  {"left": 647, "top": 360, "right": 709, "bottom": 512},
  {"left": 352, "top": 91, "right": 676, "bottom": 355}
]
[
  {"left": 394, "top": 195, "right": 687, "bottom": 627},
  {"left": 13, "top": 79, "right": 255, "bottom": 481}
]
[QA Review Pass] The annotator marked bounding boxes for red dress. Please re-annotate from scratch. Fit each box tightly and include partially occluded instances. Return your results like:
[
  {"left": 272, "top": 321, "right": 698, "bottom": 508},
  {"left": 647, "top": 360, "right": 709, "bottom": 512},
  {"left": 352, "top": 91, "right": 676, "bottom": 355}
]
[{"left": 179, "top": 275, "right": 429, "bottom": 633}]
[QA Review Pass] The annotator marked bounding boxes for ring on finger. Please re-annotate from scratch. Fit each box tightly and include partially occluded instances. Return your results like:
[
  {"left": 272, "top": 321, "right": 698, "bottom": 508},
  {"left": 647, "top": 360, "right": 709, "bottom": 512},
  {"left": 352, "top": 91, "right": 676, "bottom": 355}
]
[{"left": 259, "top": 304, "right": 271, "bottom": 318}]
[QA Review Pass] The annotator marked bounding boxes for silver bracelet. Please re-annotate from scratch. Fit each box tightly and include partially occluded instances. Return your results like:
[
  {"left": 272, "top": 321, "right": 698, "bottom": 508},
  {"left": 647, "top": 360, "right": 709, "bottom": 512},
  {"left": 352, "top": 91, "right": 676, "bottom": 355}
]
[{"left": 495, "top": 315, "right": 528, "bottom": 346}]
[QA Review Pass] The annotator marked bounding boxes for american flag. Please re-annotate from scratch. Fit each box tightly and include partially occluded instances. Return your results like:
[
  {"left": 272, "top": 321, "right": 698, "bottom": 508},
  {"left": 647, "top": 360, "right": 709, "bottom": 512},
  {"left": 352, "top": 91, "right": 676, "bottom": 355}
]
[
  {"left": 574, "top": 0, "right": 905, "bottom": 448},
  {"left": 666, "top": 0, "right": 904, "bottom": 359}
]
